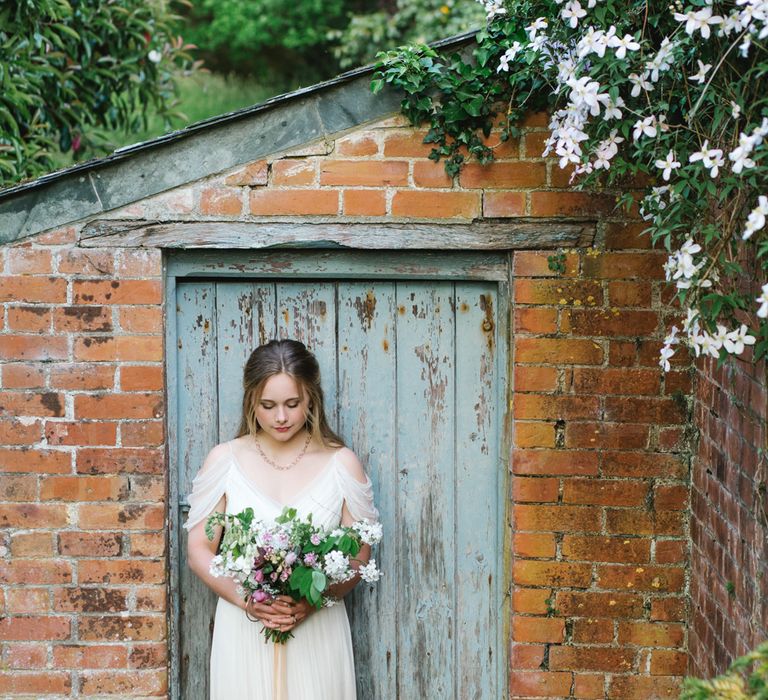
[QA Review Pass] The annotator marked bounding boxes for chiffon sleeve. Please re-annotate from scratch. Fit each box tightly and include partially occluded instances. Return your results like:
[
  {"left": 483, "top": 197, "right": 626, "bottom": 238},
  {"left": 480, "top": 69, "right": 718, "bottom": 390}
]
[
  {"left": 334, "top": 456, "right": 380, "bottom": 522},
  {"left": 183, "top": 449, "right": 232, "bottom": 531}
]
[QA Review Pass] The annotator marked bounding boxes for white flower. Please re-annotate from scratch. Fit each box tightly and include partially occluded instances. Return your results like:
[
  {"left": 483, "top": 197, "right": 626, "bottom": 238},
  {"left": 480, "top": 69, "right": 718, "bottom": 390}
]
[
  {"left": 359, "top": 560, "right": 382, "bottom": 583},
  {"left": 645, "top": 37, "right": 676, "bottom": 82},
  {"left": 729, "top": 131, "right": 758, "bottom": 173},
  {"left": 629, "top": 71, "right": 653, "bottom": 97},
  {"left": 664, "top": 325, "right": 680, "bottom": 346},
  {"left": 324, "top": 550, "right": 352, "bottom": 583},
  {"left": 526, "top": 17, "right": 548, "bottom": 40},
  {"left": 577, "top": 25, "right": 613, "bottom": 58},
  {"left": 608, "top": 33, "right": 641, "bottom": 59},
  {"left": 352, "top": 519, "right": 383, "bottom": 545},
  {"left": 480, "top": 0, "right": 507, "bottom": 19},
  {"left": 562, "top": 0, "right": 587, "bottom": 28},
  {"left": 723, "top": 324, "right": 756, "bottom": 354},
  {"left": 689, "top": 59, "right": 712, "bottom": 84},
  {"left": 148, "top": 50, "right": 162, "bottom": 64},
  {"left": 633, "top": 115, "right": 657, "bottom": 140},
  {"left": 695, "top": 331, "right": 722, "bottom": 358},
  {"left": 743, "top": 195, "right": 768, "bottom": 240},
  {"left": 659, "top": 344, "right": 676, "bottom": 371},
  {"left": 567, "top": 76, "right": 606, "bottom": 117},
  {"left": 758, "top": 283, "right": 768, "bottom": 318},
  {"left": 674, "top": 6, "right": 724, "bottom": 38},
  {"left": 731, "top": 101, "right": 742, "bottom": 119},
  {"left": 689, "top": 140, "right": 725, "bottom": 178},
  {"left": 655, "top": 150, "right": 681, "bottom": 181},
  {"left": 601, "top": 95, "right": 624, "bottom": 120},
  {"left": 498, "top": 42, "right": 524, "bottom": 72}
]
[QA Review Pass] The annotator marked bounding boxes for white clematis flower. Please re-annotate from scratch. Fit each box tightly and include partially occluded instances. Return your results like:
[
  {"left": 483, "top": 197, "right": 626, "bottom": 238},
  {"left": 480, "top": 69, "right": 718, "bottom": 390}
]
[
  {"left": 655, "top": 150, "right": 681, "bottom": 181},
  {"left": 688, "top": 59, "right": 712, "bottom": 84}
]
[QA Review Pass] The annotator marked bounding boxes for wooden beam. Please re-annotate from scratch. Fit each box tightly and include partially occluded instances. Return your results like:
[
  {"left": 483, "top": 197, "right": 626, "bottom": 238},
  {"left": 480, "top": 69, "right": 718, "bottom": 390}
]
[{"left": 80, "top": 219, "right": 596, "bottom": 250}]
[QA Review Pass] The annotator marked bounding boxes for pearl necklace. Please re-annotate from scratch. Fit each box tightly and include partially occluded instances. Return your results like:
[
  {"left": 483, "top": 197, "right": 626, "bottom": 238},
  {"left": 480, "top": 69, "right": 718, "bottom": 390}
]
[{"left": 254, "top": 431, "right": 312, "bottom": 471}]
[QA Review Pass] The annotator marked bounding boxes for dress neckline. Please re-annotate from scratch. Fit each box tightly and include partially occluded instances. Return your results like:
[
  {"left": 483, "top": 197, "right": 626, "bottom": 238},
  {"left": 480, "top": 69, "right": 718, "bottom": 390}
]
[{"left": 227, "top": 441, "right": 339, "bottom": 509}]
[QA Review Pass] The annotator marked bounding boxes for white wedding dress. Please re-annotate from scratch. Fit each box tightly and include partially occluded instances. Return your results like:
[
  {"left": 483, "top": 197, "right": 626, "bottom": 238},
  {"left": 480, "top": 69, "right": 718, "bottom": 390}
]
[{"left": 184, "top": 442, "right": 379, "bottom": 700}]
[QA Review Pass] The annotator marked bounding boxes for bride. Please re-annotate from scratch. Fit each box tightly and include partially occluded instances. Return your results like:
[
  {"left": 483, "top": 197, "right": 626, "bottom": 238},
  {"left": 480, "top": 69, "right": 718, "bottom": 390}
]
[{"left": 184, "top": 339, "right": 380, "bottom": 699}]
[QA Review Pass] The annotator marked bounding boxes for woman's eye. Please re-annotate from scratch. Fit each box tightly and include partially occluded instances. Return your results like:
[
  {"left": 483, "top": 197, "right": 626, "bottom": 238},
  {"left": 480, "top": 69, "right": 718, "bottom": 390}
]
[{"left": 287, "top": 402, "right": 299, "bottom": 408}]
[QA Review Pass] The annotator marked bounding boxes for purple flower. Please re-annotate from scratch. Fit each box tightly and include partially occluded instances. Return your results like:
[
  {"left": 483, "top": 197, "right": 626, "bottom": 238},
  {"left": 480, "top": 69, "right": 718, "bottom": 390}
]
[
  {"left": 253, "top": 590, "right": 269, "bottom": 603},
  {"left": 310, "top": 534, "right": 321, "bottom": 546},
  {"left": 270, "top": 572, "right": 278, "bottom": 582},
  {"left": 304, "top": 552, "right": 317, "bottom": 567},
  {"left": 280, "top": 569, "right": 290, "bottom": 581},
  {"left": 284, "top": 551, "right": 297, "bottom": 566},
  {"left": 253, "top": 569, "right": 264, "bottom": 583}
]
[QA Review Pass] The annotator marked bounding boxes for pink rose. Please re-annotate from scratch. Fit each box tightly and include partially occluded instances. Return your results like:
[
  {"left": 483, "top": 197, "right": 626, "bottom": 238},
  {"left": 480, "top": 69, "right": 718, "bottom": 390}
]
[{"left": 253, "top": 590, "right": 269, "bottom": 603}]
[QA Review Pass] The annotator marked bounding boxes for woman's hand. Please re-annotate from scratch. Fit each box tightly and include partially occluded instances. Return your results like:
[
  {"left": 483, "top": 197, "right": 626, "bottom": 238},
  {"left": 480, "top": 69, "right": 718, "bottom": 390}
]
[{"left": 246, "top": 595, "right": 316, "bottom": 632}]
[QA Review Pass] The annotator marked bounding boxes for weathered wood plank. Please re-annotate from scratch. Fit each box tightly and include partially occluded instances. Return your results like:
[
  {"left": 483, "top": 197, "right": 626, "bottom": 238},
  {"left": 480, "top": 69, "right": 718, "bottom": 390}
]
[
  {"left": 166, "top": 249, "right": 510, "bottom": 282},
  {"left": 337, "top": 282, "right": 397, "bottom": 700},
  {"left": 175, "top": 282, "right": 220, "bottom": 700},
  {"left": 455, "top": 283, "right": 500, "bottom": 699},
  {"left": 395, "top": 281, "right": 456, "bottom": 700},
  {"left": 81, "top": 219, "right": 595, "bottom": 249}
]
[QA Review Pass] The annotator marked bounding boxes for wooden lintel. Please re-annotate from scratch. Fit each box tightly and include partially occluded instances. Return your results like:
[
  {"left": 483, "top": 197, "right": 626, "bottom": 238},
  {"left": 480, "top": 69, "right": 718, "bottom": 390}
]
[{"left": 79, "top": 219, "right": 596, "bottom": 250}]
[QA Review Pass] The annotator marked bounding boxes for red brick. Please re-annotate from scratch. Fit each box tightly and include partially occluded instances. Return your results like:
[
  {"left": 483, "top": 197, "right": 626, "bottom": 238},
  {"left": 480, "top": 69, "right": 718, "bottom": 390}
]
[
  {"left": 568, "top": 368, "right": 660, "bottom": 395},
  {"left": 512, "top": 449, "right": 598, "bottom": 476},
  {"left": 651, "top": 597, "right": 686, "bottom": 622},
  {"left": 412, "top": 160, "right": 453, "bottom": 188},
  {"left": 382, "top": 130, "right": 432, "bottom": 157},
  {"left": 604, "top": 396, "right": 687, "bottom": 424},
  {"left": 655, "top": 540, "right": 686, "bottom": 564},
  {"left": 516, "top": 504, "right": 600, "bottom": 532},
  {"left": 75, "top": 447, "right": 164, "bottom": 474},
  {"left": 391, "top": 190, "right": 480, "bottom": 218},
  {"left": 0, "top": 474, "right": 37, "bottom": 500},
  {"left": 514, "top": 250, "right": 579, "bottom": 277},
  {"left": 272, "top": 159, "right": 316, "bottom": 186},
  {"left": 53, "top": 305, "right": 113, "bottom": 332},
  {"left": 54, "top": 587, "right": 128, "bottom": 613},
  {"left": 0, "top": 447, "right": 70, "bottom": 473},
  {"left": 597, "top": 564, "right": 685, "bottom": 592},
  {"left": 608, "top": 280, "right": 653, "bottom": 306},
  {"left": 509, "top": 671, "right": 573, "bottom": 697},
  {"left": 224, "top": 160, "right": 268, "bottom": 186},
  {"left": 7, "top": 305, "right": 52, "bottom": 332},
  {"left": 78, "top": 559, "right": 165, "bottom": 585},
  {"left": 514, "top": 366, "right": 559, "bottom": 392},
  {"left": 50, "top": 363, "right": 115, "bottom": 390},
  {"left": 460, "top": 162, "right": 546, "bottom": 188},
  {"left": 515, "top": 279, "right": 603, "bottom": 306},
  {"left": 73, "top": 335, "right": 163, "bottom": 362},
  {"left": 601, "top": 451, "right": 686, "bottom": 479},
  {"left": 199, "top": 186, "right": 243, "bottom": 216},
  {"left": 0, "top": 417, "right": 42, "bottom": 445},
  {"left": 531, "top": 191, "right": 616, "bottom": 216},
  {"left": 57, "top": 249, "right": 115, "bottom": 275},
  {"left": 343, "top": 190, "right": 387, "bottom": 216},
  {"left": 514, "top": 532, "right": 556, "bottom": 558},
  {"left": 514, "top": 308, "right": 557, "bottom": 334},
  {"left": 2, "top": 363, "right": 47, "bottom": 389},
  {"left": 562, "top": 535, "right": 651, "bottom": 563},
  {"left": 513, "top": 588, "right": 552, "bottom": 615},
  {"left": 483, "top": 191, "right": 526, "bottom": 217},
  {"left": 513, "top": 616, "right": 565, "bottom": 643},
  {"left": 0, "top": 276, "right": 67, "bottom": 303},
  {"left": 0, "top": 671, "right": 71, "bottom": 694},
  {"left": 10, "top": 531, "right": 54, "bottom": 557},
  {"left": 72, "top": 279, "right": 162, "bottom": 305},
  {"left": 572, "top": 618, "right": 614, "bottom": 643},
  {"left": 75, "top": 395, "right": 164, "bottom": 421},
  {"left": 79, "top": 669, "right": 168, "bottom": 695},
  {"left": 514, "top": 560, "right": 592, "bottom": 588},
  {"left": 130, "top": 531, "right": 166, "bottom": 557},
  {"left": 565, "top": 422, "right": 649, "bottom": 449},
  {"left": 59, "top": 531, "right": 123, "bottom": 557},
  {"left": 654, "top": 484, "right": 688, "bottom": 510},
  {"left": 618, "top": 621, "right": 685, "bottom": 647},
  {"left": 121, "top": 420, "right": 165, "bottom": 447},
  {"left": 555, "top": 591, "right": 644, "bottom": 618},
  {"left": 336, "top": 133, "right": 379, "bottom": 156},
  {"left": 77, "top": 503, "right": 165, "bottom": 529},
  {"left": 562, "top": 479, "right": 648, "bottom": 506},
  {"left": 481, "top": 131, "right": 520, "bottom": 158},
  {"left": 79, "top": 615, "right": 165, "bottom": 641},
  {"left": 550, "top": 162, "right": 584, "bottom": 188},
  {"left": 511, "top": 643, "right": 546, "bottom": 669},
  {"left": 45, "top": 420, "right": 117, "bottom": 446},
  {"left": 514, "top": 394, "right": 599, "bottom": 420},
  {"left": 34, "top": 226, "right": 76, "bottom": 245},
  {"left": 651, "top": 649, "right": 688, "bottom": 675},
  {"left": 550, "top": 646, "right": 634, "bottom": 672},
  {"left": 0, "top": 335, "right": 67, "bottom": 361},
  {"left": 0, "top": 504, "right": 69, "bottom": 528},
  {"left": 118, "top": 305, "right": 163, "bottom": 333},
  {"left": 4, "top": 642, "right": 48, "bottom": 669},
  {"left": 605, "top": 221, "right": 653, "bottom": 250},
  {"left": 115, "top": 250, "right": 162, "bottom": 278},
  {"left": 321, "top": 160, "right": 407, "bottom": 186},
  {"left": 574, "top": 673, "right": 605, "bottom": 699},
  {"left": 7, "top": 247, "right": 53, "bottom": 274},
  {"left": 524, "top": 131, "right": 549, "bottom": 158},
  {"left": 6, "top": 587, "right": 50, "bottom": 613},
  {"left": 40, "top": 475, "right": 127, "bottom": 501},
  {"left": 561, "top": 308, "right": 659, "bottom": 337},
  {"left": 53, "top": 644, "right": 128, "bottom": 669},
  {"left": 516, "top": 338, "right": 604, "bottom": 364},
  {"left": 135, "top": 587, "right": 167, "bottom": 612},
  {"left": 606, "top": 509, "right": 684, "bottom": 536},
  {"left": 0, "top": 615, "right": 71, "bottom": 640},
  {"left": 513, "top": 476, "right": 559, "bottom": 503},
  {"left": 515, "top": 422, "right": 556, "bottom": 447},
  {"left": 249, "top": 189, "right": 338, "bottom": 215},
  {"left": 582, "top": 252, "right": 667, "bottom": 279}
]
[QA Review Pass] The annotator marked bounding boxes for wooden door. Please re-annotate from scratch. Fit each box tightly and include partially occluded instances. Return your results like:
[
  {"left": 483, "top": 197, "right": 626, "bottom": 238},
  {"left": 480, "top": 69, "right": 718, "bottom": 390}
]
[{"left": 169, "top": 251, "right": 509, "bottom": 699}]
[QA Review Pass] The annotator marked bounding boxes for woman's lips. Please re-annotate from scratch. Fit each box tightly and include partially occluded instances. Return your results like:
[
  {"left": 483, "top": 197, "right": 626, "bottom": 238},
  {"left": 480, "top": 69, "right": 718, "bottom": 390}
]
[{"left": 274, "top": 427, "right": 291, "bottom": 432}]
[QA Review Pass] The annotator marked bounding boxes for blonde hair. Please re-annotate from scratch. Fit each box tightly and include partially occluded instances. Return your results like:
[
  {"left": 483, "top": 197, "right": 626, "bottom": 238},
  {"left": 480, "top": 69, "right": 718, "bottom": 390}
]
[{"left": 235, "top": 339, "right": 344, "bottom": 448}]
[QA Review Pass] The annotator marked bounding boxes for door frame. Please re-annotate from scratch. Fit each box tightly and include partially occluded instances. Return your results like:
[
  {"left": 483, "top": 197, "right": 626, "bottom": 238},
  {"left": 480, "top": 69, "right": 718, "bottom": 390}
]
[{"left": 164, "top": 247, "right": 514, "bottom": 699}]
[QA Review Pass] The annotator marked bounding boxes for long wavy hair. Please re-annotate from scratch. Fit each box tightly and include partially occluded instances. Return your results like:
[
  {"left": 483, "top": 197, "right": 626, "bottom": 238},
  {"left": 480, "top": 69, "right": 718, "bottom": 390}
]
[{"left": 235, "top": 339, "right": 344, "bottom": 448}]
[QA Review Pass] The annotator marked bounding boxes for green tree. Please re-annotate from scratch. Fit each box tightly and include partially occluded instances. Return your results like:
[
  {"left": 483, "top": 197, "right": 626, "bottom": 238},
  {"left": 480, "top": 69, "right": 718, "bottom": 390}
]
[{"left": 0, "top": 0, "right": 196, "bottom": 185}]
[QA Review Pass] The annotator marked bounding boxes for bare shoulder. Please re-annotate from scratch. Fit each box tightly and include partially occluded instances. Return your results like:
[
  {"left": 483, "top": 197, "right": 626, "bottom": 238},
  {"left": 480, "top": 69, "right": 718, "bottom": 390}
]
[
  {"left": 334, "top": 446, "right": 368, "bottom": 483},
  {"left": 197, "top": 441, "right": 231, "bottom": 476}
]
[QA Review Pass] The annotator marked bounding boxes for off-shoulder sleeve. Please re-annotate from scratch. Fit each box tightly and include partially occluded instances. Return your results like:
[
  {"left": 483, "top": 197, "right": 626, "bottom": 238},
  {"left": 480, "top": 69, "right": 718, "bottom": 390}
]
[
  {"left": 334, "top": 454, "right": 379, "bottom": 522},
  {"left": 183, "top": 448, "right": 232, "bottom": 531}
]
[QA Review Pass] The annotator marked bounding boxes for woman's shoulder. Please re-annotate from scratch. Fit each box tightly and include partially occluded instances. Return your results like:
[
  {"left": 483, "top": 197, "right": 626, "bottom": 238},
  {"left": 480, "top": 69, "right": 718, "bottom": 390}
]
[
  {"left": 196, "top": 441, "right": 234, "bottom": 478},
  {"left": 333, "top": 446, "right": 368, "bottom": 484}
]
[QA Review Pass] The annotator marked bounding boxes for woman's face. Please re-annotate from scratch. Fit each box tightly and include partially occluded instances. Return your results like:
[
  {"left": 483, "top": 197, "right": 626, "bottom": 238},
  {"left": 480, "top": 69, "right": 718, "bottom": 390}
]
[{"left": 254, "top": 372, "right": 309, "bottom": 443}]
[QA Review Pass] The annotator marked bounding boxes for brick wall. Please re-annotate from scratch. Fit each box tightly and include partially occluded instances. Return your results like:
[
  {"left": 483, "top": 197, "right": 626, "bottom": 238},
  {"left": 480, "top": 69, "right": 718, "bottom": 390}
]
[
  {"left": 688, "top": 347, "right": 768, "bottom": 677},
  {"left": 0, "top": 112, "right": 693, "bottom": 698}
]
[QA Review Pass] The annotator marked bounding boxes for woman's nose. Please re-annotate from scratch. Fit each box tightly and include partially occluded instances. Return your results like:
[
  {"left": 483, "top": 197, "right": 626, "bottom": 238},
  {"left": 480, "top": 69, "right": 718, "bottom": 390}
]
[{"left": 276, "top": 406, "right": 287, "bottom": 422}]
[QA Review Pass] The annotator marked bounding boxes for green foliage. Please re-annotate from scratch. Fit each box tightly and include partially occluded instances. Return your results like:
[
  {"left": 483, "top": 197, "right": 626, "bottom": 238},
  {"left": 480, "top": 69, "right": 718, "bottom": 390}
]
[
  {"left": 680, "top": 641, "right": 768, "bottom": 699},
  {"left": 372, "top": 0, "right": 768, "bottom": 366},
  {"left": 0, "top": 0, "right": 196, "bottom": 185}
]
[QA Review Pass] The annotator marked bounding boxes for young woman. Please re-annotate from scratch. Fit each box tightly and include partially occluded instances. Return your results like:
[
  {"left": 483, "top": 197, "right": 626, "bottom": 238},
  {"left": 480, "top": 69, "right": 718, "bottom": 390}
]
[{"left": 184, "top": 339, "right": 379, "bottom": 699}]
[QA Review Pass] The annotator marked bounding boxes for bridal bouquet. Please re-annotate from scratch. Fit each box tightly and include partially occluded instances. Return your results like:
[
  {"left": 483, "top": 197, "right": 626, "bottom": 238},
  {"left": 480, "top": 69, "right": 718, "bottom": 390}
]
[{"left": 205, "top": 506, "right": 382, "bottom": 643}]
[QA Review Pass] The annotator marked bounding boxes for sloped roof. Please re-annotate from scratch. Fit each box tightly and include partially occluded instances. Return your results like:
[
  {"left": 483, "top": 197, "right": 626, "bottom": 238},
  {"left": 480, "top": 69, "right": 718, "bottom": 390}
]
[{"left": 0, "top": 32, "right": 477, "bottom": 244}]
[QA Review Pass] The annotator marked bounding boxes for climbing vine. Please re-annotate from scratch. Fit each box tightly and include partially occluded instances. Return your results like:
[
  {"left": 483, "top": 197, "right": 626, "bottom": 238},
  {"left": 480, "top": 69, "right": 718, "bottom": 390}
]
[{"left": 372, "top": 0, "right": 768, "bottom": 369}]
